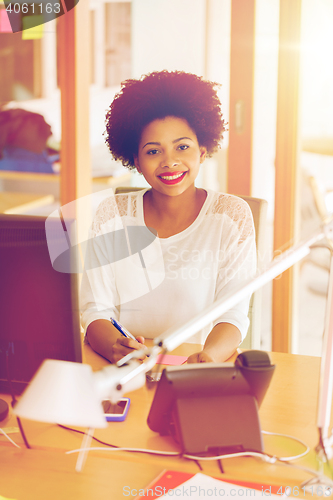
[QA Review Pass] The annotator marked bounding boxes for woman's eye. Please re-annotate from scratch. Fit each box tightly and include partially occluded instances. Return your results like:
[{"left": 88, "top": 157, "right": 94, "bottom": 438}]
[
  {"left": 147, "top": 149, "right": 159, "bottom": 155},
  {"left": 178, "top": 144, "right": 189, "bottom": 151}
]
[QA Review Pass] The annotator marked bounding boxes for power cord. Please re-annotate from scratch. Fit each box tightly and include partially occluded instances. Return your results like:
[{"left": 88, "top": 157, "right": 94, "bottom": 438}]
[
  {"left": 57, "top": 424, "right": 119, "bottom": 448},
  {"left": 59, "top": 423, "right": 310, "bottom": 463},
  {"left": 0, "top": 427, "right": 21, "bottom": 448},
  {"left": 66, "top": 446, "right": 181, "bottom": 457},
  {"left": 64, "top": 443, "right": 331, "bottom": 486},
  {"left": 58, "top": 422, "right": 333, "bottom": 486},
  {"left": 262, "top": 430, "right": 310, "bottom": 461},
  {"left": 58, "top": 425, "right": 181, "bottom": 458}
]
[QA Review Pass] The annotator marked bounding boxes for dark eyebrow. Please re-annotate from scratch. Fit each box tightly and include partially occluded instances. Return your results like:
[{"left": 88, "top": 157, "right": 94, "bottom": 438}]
[
  {"left": 173, "top": 137, "right": 194, "bottom": 143},
  {"left": 142, "top": 142, "right": 160, "bottom": 149},
  {"left": 142, "top": 137, "right": 194, "bottom": 150}
]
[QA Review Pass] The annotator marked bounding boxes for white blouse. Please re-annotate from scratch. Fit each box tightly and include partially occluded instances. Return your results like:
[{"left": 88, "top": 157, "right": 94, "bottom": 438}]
[{"left": 80, "top": 189, "right": 256, "bottom": 344}]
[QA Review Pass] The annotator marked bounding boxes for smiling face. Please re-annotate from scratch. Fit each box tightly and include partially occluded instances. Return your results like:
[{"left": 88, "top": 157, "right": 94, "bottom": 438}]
[{"left": 134, "top": 116, "right": 207, "bottom": 197}]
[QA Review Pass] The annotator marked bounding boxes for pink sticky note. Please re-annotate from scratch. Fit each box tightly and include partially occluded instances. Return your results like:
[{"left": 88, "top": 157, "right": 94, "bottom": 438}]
[
  {"left": 156, "top": 354, "right": 187, "bottom": 365},
  {"left": 0, "top": 9, "right": 13, "bottom": 33}
]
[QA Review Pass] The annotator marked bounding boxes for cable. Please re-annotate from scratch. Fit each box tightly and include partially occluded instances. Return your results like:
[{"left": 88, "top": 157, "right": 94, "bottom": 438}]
[
  {"left": 59, "top": 422, "right": 327, "bottom": 485},
  {"left": 66, "top": 446, "right": 181, "bottom": 457},
  {"left": 184, "top": 451, "right": 277, "bottom": 463},
  {"left": 217, "top": 459, "right": 224, "bottom": 474},
  {"left": 62, "top": 435, "right": 333, "bottom": 487},
  {"left": 57, "top": 424, "right": 119, "bottom": 448},
  {"left": 274, "top": 458, "right": 333, "bottom": 489},
  {"left": 316, "top": 428, "right": 333, "bottom": 479},
  {"left": 58, "top": 425, "right": 308, "bottom": 463},
  {"left": 185, "top": 451, "right": 333, "bottom": 486},
  {"left": 58, "top": 423, "right": 181, "bottom": 457},
  {"left": 194, "top": 460, "right": 203, "bottom": 471},
  {"left": 65, "top": 443, "right": 333, "bottom": 485},
  {"left": 262, "top": 430, "right": 310, "bottom": 461},
  {"left": 0, "top": 428, "right": 21, "bottom": 448}
]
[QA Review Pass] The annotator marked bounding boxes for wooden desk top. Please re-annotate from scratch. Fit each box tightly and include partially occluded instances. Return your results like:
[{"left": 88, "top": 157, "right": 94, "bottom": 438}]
[
  {"left": 0, "top": 192, "right": 55, "bottom": 214},
  {"left": 0, "top": 348, "right": 328, "bottom": 499},
  {"left": 0, "top": 169, "right": 131, "bottom": 186},
  {"left": 302, "top": 136, "right": 333, "bottom": 156}
]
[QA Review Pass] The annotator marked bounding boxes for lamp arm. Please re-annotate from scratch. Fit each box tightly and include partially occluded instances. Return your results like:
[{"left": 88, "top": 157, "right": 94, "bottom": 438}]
[
  {"left": 317, "top": 248, "right": 333, "bottom": 459},
  {"left": 93, "top": 347, "right": 160, "bottom": 402},
  {"left": 155, "top": 226, "right": 328, "bottom": 353}
]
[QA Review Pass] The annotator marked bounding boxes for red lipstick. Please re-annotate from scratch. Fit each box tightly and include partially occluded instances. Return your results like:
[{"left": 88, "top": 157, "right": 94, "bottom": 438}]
[{"left": 158, "top": 171, "right": 187, "bottom": 185}]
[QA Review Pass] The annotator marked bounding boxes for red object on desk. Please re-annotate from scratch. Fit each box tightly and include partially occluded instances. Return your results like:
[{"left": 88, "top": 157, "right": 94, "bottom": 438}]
[
  {"left": 135, "top": 469, "right": 284, "bottom": 499},
  {"left": 156, "top": 354, "right": 187, "bottom": 365}
]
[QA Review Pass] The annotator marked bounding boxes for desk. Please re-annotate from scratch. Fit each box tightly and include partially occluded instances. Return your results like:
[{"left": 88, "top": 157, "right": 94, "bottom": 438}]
[
  {"left": 0, "top": 192, "right": 55, "bottom": 214},
  {"left": 0, "top": 170, "right": 132, "bottom": 187},
  {"left": 0, "top": 347, "right": 329, "bottom": 499}
]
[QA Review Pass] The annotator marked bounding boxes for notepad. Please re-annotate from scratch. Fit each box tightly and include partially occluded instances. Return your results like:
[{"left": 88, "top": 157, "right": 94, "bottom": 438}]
[
  {"left": 134, "top": 470, "right": 287, "bottom": 499},
  {"left": 155, "top": 354, "right": 187, "bottom": 365}
]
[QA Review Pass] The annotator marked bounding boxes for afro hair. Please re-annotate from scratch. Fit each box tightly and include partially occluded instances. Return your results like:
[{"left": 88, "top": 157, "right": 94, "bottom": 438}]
[{"left": 105, "top": 70, "right": 226, "bottom": 169}]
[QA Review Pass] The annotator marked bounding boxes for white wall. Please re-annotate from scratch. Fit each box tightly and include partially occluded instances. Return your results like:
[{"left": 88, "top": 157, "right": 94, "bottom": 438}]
[
  {"left": 251, "top": 0, "right": 279, "bottom": 221},
  {"left": 205, "top": 0, "right": 231, "bottom": 131},
  {"left": 41, "top": 19, "right": 57, "bottom": 98},
  {"left": 131, "top": 0, "right": 206, "bottom": 78},
  {"left": 205, "top": 0, "right": 231, "bottom": 192}
]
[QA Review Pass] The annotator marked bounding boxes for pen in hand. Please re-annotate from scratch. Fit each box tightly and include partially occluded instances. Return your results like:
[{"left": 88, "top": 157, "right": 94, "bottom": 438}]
[
  {"left": 110, "top": 317, "right": 149, "bottom": 359},
  {"left": 110, "top": 318, "right": 137, "bottom": 341}
]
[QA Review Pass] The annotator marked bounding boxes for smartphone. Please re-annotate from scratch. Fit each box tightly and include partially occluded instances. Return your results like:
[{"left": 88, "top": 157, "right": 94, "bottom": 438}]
[{"left": 102, "top": 398, "right": 130, "bottom": 422}]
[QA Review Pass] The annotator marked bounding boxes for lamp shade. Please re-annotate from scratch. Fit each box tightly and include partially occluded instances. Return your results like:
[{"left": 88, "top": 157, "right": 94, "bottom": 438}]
[{"left": 14, "top": 359, "right": 107, "bottom": 428}]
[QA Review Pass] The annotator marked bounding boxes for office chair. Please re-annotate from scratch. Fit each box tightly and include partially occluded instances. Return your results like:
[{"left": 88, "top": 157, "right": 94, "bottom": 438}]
[
  {"left": 237, "top": 195, "right": 267, "bottom": 349},
  {"left": 115, "top": 187, "right": 267, "bottom": 349},
  {"left": 300, "top": 173, "right": 331, "bottom": 296}
]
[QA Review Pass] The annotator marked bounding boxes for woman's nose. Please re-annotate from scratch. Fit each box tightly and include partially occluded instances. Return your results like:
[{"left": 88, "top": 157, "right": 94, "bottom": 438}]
[{"left": 161, "top": 151, "right": 179, "bottom": 168}]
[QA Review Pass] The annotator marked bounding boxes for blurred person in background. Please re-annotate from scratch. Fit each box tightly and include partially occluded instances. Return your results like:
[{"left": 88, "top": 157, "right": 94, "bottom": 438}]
[{"left": 0, "top": 108, "right": 59, "bottom": 173}]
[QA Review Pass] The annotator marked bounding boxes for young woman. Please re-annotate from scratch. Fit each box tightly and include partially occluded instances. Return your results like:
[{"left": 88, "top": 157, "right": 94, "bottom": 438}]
[{"left": 80, "top": 70, "right": 256, "bottom": 364}]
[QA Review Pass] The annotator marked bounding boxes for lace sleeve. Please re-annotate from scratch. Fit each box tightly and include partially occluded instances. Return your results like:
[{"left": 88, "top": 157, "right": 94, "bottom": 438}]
[
  {"left": 209, "top": 193, "right": 255, "bottom": 245},
  {"left": 91, "top": 196, "right": 118, "bottom": 237},
  {"left": 91, "top": 193, "right": 138, "bottom": 236},
  {"left": 210, "top": 193, "right": 256, "bottom": 340}
]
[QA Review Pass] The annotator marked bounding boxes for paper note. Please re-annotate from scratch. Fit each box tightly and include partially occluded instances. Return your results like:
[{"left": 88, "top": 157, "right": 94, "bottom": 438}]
[
  {"left": 156, "top": 354, "right": 187, "bottom": 365},
  {"left": 135, "top": 470, "right": 288, "bottom": 500},
  {"left": 159, "top": 473, "right": 286, "bottom": 499},
  {"left": 0, "top": 9, "right": 12, "bottom": 32},
  {"left": 22, "top": 15, "right": 44, "bottom": 39}
]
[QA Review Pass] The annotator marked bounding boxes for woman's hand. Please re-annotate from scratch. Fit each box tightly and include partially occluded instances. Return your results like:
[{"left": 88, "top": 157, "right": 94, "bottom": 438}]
[
  {"left": 86, "top": 320, "right": 148, "bottom": 364},
  {"left": 187, "top": 323, "right": 242, "bottom": 364},
  {"left": 187, "top": 350, "right": 214, "bottom": 363},
  {"left": 110, "top": 335, "right": 147, "bottom": 364}
]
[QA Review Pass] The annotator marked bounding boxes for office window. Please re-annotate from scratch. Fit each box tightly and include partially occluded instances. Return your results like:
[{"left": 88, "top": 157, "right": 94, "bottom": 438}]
[
  {"left": 105, "top": 2, "right": 131, "bottom": 86},
  {"left": 0, "top": 29, "right": 41, "bottom": 103},
  {"left": 90, "top": 8, "right": 95, "bottom": 84}
]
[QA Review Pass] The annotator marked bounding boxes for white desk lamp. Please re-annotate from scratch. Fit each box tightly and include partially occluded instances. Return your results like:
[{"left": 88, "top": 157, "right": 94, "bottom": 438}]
[{"left": 14, "top": 218, "right": 333, "bottom": 479}]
